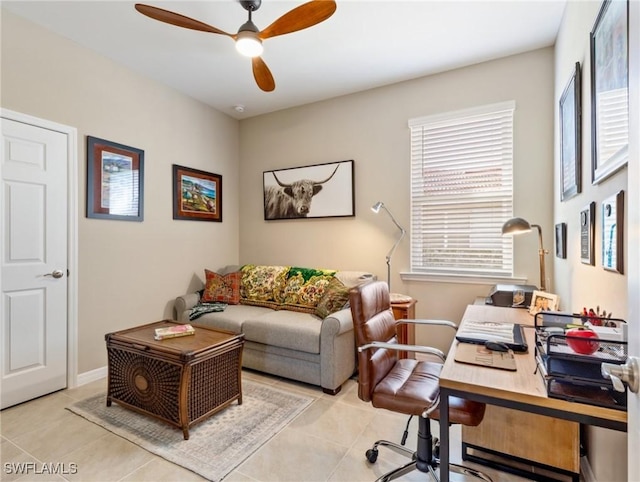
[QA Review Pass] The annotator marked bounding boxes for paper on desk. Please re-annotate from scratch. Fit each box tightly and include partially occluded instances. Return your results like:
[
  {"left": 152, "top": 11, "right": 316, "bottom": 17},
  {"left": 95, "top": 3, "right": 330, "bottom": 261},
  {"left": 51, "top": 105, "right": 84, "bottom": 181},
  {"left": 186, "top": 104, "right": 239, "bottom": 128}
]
[{"left": 457, "top": 321, "right": 515, "bottom": 343}]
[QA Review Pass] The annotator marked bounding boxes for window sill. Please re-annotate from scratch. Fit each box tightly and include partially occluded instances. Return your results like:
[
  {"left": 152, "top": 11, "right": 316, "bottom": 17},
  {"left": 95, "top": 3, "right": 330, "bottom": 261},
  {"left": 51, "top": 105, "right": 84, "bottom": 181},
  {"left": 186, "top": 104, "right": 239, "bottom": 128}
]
[{"left": 400, "top": 272, "right": 528, "bottom": 286}]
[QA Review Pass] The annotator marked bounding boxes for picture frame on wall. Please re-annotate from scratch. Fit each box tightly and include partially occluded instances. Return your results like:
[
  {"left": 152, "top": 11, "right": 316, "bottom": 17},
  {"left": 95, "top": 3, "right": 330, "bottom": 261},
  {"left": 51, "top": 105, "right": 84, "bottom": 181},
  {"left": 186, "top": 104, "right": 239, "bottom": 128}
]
[
  {"left": 580, "top": 202, "right": 595, "bottom": 265},
  {"left": 86, "top": 136, "right": 144, "bottom": 221},
  {"left": 590, "top": 0, "right": 629, "bottom": 184},
  {"left": 263, "top": 159, "right": 355, "bottom": 220},
  {"left": 602, "top": 190, "right": 624, "bottom": 273},
  {"left": 172, "top": 165, "right": 222, "bottom": 222},
  {"left": 555, "top": 222, "right": 567, "bottom": 259},
  {"left": 559, "top": 62, "right": 582, "bottom": 201}
]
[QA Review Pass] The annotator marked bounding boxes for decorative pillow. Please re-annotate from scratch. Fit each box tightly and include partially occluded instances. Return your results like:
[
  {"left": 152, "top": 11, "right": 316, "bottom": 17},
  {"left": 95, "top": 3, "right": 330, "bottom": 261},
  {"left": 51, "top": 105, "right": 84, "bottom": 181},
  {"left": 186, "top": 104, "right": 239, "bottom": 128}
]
[
  {"left": 201, "top": 269, "right": 241, "bottom": 304},
  {"left": 315, "top": 277, "right": 350, "bottom": 318},
  {"left": 240, "top": 265, "right": 290, "bottom": 302},
  {"left": 281, "top": 267, "right": 336, "bottom": 313}
]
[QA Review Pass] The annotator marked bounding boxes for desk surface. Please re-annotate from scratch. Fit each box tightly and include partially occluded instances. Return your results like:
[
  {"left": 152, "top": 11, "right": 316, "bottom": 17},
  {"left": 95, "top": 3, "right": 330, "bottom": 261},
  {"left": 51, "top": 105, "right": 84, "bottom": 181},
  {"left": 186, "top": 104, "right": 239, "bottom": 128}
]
[{"left": 439, "top": 304, "right": 628, "bottom": 426}]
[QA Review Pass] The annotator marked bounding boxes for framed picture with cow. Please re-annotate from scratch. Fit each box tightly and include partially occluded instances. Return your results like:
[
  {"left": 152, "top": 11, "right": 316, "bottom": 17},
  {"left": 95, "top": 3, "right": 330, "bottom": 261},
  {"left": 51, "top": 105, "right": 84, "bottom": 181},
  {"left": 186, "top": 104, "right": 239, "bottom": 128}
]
[
  {"left": 263, "top": 160, "right": 355, "bottom": 220},
  {"left": 172, "top": 165, "right": 222, "bottom": 222}
]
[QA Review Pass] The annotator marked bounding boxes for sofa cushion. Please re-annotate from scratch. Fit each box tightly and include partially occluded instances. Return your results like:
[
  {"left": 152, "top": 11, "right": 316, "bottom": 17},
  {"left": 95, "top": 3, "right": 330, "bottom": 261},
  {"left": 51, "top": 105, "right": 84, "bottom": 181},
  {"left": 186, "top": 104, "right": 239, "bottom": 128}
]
[
  {"left": 315, "top": 277, "right": 350, "bottom": 319},
  {"left": 201, "top": 269, "right": 241, "bottom": 304},
  {"left": 281, "top": 267, "right": 336, "bottom": 313},
  {"left": 190, "top": 304, "right": 273, "bottom": 334},
  {"left": 242, "top": 310, "right": 322, "bottom": 354},
  {"left": 240, "top": 265, "right": 290, "bottom": 305}
]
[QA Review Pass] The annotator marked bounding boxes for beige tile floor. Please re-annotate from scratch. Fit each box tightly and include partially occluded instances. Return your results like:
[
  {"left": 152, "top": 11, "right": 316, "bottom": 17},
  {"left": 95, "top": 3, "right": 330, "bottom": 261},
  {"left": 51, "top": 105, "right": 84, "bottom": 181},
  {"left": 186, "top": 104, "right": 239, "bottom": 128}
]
[{"left": 1, "top": 370, "right": 537, "bottom": 482}]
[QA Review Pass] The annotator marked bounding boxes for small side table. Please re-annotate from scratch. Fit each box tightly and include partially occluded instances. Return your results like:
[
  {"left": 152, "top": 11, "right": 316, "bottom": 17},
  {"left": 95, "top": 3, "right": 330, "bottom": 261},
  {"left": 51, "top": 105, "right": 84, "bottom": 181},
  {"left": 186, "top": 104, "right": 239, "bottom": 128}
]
[{"left": 391, "top": 297, "right": 417, "bottom": 359}]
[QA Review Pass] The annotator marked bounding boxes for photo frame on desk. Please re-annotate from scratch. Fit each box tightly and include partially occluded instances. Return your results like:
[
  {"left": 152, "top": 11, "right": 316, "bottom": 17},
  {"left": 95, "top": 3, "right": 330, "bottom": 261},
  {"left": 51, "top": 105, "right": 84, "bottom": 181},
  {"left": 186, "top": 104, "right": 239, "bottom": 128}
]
[
  {"left": 602, "top": 190, "right": 624, "bottom": 273},
  {"left": 529, "top": 290, "right": 559, "bottom": 316},
  {"left": 580, "top": 202, "right": 595, "bottom": 265}
]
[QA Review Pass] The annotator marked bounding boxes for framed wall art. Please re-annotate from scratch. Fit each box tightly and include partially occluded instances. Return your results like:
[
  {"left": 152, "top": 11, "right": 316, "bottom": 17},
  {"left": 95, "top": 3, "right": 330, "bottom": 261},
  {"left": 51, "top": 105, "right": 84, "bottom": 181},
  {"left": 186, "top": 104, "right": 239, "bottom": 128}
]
[
  {"left": 263, "top": 159, "right": 355, "bottom": 220},
  {"left": 580, "top": 202, "right": 595, "bottom": 265},
  {"left": 555, "top": 222, "right": 567, "bottom": 259},
  {"left": 86, "top": 136, "right": 144, "bottom": 221},
  {"left": 172, "top": 165, "right": 222, "bottom": 222},
  {"left": 559, "top": 62, "right": 582, "bottom": 201},
  {"left": 602, "top": 190, "right": 624, "bottom": 273},
  {"left": 590, "top": 0, "right": 629, "bottom": 184}
]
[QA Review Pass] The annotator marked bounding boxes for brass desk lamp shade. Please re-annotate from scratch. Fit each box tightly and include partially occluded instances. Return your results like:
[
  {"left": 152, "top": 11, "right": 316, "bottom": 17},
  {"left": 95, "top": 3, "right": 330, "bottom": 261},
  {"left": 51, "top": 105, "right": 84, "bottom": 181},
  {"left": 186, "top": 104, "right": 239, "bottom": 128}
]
[{"left": 502, "top": 217, "right": 547, "bottom": 291}]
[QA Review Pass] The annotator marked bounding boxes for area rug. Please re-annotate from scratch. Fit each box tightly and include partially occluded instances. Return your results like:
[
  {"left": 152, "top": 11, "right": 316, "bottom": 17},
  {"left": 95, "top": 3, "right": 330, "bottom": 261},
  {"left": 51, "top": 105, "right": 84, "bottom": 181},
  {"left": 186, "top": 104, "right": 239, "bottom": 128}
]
[{"left": 66, "top": 380, "right": 314, "bottom": 481}]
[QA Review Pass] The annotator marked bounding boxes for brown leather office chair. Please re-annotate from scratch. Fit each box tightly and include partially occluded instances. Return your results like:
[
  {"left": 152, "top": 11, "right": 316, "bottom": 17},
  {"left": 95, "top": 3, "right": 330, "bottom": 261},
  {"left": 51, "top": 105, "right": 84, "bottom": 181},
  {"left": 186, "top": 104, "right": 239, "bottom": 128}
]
[{"left": 349, "top": 281, "right": 492, "bottom": 482}]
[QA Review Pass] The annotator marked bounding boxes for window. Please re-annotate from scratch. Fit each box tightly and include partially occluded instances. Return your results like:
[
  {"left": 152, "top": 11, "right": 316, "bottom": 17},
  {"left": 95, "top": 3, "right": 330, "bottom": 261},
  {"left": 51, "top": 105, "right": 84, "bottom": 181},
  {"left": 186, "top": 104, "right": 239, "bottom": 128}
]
[{"left": 408, "top": 101, "right": 515, "bottom": 279}]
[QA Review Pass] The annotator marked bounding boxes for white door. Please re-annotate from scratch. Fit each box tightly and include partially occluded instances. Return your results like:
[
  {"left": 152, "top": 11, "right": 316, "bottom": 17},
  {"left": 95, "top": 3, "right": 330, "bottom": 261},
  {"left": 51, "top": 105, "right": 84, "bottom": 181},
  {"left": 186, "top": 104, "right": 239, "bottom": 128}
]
[
  {"left": 1, "top": 117, "right": 69, "bottom": 409},
  {"left": 628, "top": 1, "right": 639, "bottom": 480}
]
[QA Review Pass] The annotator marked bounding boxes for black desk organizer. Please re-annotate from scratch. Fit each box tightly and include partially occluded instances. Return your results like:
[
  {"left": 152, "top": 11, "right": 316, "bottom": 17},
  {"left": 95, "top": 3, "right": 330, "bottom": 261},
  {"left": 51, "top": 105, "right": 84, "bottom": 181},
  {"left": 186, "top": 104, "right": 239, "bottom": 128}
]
[{"left": 534, "top": 312, "right": 628, "bottom": 411}]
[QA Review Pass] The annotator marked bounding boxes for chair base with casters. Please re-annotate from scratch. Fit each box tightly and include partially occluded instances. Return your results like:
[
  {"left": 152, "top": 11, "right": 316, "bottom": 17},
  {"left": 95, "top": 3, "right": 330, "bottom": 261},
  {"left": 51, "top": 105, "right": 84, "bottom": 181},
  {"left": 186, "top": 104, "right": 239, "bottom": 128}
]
[
  {"left": 348, "top": 281, "right": 493, "bottom": 482},
  {"left": 365, "top": 412, "right": 492, "bottom": 482}
]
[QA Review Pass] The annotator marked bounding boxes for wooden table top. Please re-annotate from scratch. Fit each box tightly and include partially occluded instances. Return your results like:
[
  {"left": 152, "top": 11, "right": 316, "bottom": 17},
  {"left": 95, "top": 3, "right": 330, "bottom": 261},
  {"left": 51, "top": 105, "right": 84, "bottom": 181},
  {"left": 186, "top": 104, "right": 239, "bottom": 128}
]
[
  {"left": 106, "top": 320, "right": 243, "bottom": 355},
  {"left": 439, "top": 304, "right": 628, "bottom": 426}
]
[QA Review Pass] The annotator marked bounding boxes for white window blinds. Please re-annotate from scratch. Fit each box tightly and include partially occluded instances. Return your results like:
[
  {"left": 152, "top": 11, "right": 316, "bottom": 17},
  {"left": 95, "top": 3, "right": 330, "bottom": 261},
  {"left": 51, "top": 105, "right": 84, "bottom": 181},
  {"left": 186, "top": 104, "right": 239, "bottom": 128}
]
[{"left": 409, "top": 101, "right": 515, "bottom": 278}]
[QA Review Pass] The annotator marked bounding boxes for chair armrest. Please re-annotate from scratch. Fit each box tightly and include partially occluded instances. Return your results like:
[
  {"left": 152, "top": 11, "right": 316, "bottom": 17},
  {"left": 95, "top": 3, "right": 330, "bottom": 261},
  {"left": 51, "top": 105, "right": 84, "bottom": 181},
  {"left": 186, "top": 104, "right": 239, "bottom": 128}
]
[
  {"left": 358, "top": 341, "right": 446, "bottom": 362},
  {"left": 397, "top": 319, "right": 458, "bottom": 330}
]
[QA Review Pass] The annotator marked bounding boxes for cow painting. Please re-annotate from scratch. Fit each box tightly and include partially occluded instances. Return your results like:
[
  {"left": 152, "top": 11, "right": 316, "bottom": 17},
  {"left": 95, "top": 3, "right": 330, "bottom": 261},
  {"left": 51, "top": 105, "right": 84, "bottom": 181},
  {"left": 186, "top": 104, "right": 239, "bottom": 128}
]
[{"left": 264, "top": 165, "right": 340, "bottom": 219}]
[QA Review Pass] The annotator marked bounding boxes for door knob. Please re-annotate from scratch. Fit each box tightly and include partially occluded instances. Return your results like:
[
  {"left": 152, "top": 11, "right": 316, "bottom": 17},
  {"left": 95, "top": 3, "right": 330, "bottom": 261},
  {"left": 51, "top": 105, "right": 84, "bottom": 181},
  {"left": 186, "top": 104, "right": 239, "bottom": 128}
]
[
  {"left": 44, "top": 269, "right": 64, "bottom": 279},
  {"left": 601, "top": 356, "right": 639, "bottom": 393}
]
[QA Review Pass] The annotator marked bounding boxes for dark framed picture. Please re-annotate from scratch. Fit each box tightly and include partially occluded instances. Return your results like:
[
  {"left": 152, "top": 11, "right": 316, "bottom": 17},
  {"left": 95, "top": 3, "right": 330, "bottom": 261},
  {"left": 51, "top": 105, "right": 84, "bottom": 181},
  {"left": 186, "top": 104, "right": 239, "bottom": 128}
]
[
  {"left": 590, "top": 0, "right": 629, "bottom": 184},
  {"left": 602, "top": 190, "right": 624, "bottom": 273},
  {"left": 263, "top": 159, "right": 355, "bottom": 220},
  {"left": 560, "top": 62, "right": 582, "bottom": 201},
  {"left": 555, "top": 223, "right": 567, "bottom": 259},
  {"left": 580, "top": 202, "right": 596, "bottom": 265},
  {"left": 172, "top": 165, "right": 222, "bottom": 222},
  {"left": 86, "top": 136, "right": 144, "bottom": 221}
]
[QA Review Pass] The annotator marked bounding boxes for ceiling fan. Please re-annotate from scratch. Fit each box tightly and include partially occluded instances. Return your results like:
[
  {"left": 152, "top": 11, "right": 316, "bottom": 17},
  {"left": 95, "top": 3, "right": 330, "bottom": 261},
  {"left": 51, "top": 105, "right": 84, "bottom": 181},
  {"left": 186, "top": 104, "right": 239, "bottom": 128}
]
[{"left": 134, "top": 0, "right": 337, "bottom": 92}]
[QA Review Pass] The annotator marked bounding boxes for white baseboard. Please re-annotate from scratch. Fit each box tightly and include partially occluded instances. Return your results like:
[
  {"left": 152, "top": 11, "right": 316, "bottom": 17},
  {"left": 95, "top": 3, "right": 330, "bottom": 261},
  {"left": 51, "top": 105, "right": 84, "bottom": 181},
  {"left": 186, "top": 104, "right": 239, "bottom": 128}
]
[
  {"left": 77, "top": 366, "right": 107, "bottom": 386},
  {"left": 581, "top": 456, "right": 597, "bottom": 482}
]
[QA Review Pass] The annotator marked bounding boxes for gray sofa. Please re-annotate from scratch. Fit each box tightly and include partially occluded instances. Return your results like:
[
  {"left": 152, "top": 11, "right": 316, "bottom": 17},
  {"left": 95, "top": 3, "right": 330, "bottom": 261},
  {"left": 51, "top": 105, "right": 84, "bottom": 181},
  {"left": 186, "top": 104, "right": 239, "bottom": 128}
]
[{"left": 174, "top": 267, "right": 374, "bottom": 394}]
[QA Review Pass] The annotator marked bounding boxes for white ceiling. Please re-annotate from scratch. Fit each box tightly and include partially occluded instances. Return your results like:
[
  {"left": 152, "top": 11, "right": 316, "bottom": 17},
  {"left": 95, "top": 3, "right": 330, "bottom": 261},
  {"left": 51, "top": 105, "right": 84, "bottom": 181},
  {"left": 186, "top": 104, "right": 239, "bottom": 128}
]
[{"left": 2, "top": 0, "right": 567, "bottom": 119}]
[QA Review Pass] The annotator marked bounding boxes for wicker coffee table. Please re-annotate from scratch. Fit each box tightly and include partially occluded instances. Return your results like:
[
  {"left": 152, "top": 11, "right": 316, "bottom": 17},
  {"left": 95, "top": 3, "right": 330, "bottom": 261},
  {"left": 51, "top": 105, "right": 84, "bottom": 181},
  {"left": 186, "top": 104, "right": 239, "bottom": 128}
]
[{"left": 105, "top": 320, "right": 244, "bottom": 439}]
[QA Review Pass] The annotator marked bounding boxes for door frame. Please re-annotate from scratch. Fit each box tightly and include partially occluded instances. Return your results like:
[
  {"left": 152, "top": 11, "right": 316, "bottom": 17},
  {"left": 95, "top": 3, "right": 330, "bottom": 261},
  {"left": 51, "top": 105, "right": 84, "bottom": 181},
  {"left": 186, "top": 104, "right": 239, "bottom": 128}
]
[{"left": 1, "top": 108, "right": 79, "bottom": 390}]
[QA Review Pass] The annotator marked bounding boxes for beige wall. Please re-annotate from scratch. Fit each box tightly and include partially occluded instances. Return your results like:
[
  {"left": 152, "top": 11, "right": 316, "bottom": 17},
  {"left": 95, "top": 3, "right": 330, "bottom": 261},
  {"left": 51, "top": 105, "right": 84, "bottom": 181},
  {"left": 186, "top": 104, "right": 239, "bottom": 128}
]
[
  {"left": 1, "top": 10, "right": 241, "bottom": 373},
  {"left": 554, "top": 2, "right": 629, "bottom": 481},
  {"left": 239, "top": 48, "right": 555, "bottom": 351}
]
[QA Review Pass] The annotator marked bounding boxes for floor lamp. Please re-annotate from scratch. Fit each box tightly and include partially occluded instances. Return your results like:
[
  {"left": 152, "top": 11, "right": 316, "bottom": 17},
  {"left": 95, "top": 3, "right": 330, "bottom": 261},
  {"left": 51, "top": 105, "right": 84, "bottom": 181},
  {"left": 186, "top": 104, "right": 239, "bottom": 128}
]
[
  {"left": 371, "top": 202, "right": 405, "bottom": 294},
  {"left": 501, "top": 217, "right": 548, "bottom": 291}
]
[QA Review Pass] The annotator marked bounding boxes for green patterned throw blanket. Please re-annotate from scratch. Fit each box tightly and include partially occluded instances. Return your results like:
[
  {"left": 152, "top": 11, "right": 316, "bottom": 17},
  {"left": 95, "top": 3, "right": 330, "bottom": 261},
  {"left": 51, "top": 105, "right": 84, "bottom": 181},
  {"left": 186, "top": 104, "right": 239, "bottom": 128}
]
[{"left": 188, "top": 302, "right": 227, "bottom": 321}]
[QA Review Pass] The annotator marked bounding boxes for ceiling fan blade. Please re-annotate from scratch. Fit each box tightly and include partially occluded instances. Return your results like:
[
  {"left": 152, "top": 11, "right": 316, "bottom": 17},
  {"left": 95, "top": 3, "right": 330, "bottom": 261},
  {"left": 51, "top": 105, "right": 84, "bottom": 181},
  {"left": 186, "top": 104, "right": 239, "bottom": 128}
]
[
  {"left": 259, "top": 0, "right": 336, "bottom": 40},
  {"left": 252, "top": 57, "right": 276, "bottom": 92},
  {"left": 135, "top": 4, "right": 234, "bottom": 37}
]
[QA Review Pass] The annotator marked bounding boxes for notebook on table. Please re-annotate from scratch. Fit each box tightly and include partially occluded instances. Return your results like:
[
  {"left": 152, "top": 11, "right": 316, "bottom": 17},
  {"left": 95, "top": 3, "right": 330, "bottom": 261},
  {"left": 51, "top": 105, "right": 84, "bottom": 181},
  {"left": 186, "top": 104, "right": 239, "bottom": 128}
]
[{"left": 455, "top": 321, "right": 528, "bottom": 352}]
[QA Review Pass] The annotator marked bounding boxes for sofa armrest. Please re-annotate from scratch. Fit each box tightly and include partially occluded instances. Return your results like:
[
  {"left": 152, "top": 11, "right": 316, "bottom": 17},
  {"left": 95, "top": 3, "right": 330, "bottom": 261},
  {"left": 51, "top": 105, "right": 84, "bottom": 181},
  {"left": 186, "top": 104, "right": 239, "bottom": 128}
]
[
  {"left": 321, "top": 308, "right": 353, "bottom": 337},
  {"left": 175, "top": 292, "right": 200, "bottom": 321}
]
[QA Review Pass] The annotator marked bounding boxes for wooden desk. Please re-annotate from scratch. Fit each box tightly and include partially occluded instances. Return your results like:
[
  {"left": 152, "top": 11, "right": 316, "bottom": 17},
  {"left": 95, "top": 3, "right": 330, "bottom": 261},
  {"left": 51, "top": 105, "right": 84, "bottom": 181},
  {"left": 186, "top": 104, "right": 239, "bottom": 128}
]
[{"left": 438, "top": 304, "right": 628, "bottom": 482}]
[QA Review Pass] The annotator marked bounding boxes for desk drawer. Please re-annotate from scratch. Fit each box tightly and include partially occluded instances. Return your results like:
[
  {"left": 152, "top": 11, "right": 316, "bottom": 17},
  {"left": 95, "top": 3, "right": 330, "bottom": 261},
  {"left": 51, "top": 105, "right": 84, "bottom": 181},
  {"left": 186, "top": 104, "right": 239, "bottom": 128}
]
[{"left": 462, "top": 404, "right": 580, "bottom": 473}]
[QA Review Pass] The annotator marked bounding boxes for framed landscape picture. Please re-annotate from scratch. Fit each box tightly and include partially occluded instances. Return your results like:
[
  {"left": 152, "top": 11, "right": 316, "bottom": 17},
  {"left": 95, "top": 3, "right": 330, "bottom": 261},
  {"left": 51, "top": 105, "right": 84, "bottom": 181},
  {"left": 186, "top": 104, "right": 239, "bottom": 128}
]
[
  {"left": 86, "top": 136, "right": 144, "bottom": 221},
  {"left": 590, "top": 0, "right": 629, "bottom": 184},
  {"left": 263, "top": 159, "right": 355, "bottom": 220},
  {"left": 172, "top": 165, "right": 222, "bottom": 222}
]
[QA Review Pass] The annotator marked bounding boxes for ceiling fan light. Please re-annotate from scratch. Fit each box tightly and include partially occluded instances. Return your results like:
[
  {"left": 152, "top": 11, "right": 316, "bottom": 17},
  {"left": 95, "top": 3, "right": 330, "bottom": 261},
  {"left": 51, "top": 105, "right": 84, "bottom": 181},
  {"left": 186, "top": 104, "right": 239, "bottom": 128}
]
[{"left": 235, "top": 31, "right": 263, "bottom": 57}]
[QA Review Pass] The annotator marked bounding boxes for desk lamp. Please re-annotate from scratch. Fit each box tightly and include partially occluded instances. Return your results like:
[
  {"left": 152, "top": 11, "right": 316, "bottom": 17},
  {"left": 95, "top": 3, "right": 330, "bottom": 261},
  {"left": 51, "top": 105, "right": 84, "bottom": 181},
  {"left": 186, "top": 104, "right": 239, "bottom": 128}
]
[
  {"left": 501, "top": 217, "right": 548, "bottom": 291},
  {"left": 372, "top": 202, "right": 406, "bottom": 294}
]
